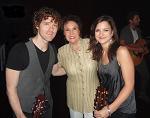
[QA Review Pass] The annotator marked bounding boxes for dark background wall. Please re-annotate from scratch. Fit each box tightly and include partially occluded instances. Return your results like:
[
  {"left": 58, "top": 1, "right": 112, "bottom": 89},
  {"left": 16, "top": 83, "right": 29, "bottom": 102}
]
[{"left": 0, "top": 0, "right": 150, "bottom": 46}]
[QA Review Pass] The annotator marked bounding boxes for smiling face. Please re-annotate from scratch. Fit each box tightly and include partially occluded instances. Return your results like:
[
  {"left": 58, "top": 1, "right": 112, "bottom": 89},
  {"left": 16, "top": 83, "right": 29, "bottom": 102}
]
[
  {"left": 36, "top": 16, "right": 58, "bottom": 43},
  {"left": 63, "top": 21, "right": 81, "bottom": 44},
  {"left": 95, "top": 21, "right": 113, "bottom": 46}
]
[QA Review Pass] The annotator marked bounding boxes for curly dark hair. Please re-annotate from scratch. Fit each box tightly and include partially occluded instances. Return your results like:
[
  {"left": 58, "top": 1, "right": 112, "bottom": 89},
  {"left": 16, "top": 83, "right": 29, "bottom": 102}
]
[
  {"left": 33, "top": 7, "right": 61, "bottom": 34},
  {"left": 127, "top": 11, "right": 140, "bottom": 22},
  {"left": 89, "top": 15, "right": 120, "bottom": 62},
  {"left": 61, "top": 15, "right": 82, "bottom": 37}
]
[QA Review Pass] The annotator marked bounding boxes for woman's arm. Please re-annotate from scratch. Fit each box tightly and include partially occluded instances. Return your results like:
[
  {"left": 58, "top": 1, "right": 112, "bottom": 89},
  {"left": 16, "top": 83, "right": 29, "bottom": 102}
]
[
  {"left": 94, "top": 46, "right": 135, "bottom": 118},
  {"left": 52, "top": 63, "right": 66, "bottom": 76},
  {"left": 109, "top": 46, "right": 135, "bottom": 113}
]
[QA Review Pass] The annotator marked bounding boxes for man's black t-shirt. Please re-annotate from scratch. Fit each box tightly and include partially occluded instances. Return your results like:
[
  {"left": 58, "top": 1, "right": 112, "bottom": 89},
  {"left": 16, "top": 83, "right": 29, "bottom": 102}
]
[
  {"left": 6, "top": 42, "right": 57, "bottom": 73},
  {"left": 6, "top": 43, "right": 29, "bottom": 70}
]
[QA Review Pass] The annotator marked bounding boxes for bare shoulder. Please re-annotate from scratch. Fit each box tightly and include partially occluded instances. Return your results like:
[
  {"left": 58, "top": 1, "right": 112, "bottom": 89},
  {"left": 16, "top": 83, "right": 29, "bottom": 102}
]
[
  {"left": 116, "top": 46, "right": 132, "bottom": 64},
  {"left": 117, "top": 46, "right": 129, "bottom": 56}
]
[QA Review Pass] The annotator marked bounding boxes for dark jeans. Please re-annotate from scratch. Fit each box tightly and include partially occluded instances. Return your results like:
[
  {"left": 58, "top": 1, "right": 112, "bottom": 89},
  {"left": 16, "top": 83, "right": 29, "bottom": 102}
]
[
  {"left": 136, "top": 59, "right": 149, "bottom": 96},
  {"left": 111, "top": 111, "right": 136, "bottom": 118}
]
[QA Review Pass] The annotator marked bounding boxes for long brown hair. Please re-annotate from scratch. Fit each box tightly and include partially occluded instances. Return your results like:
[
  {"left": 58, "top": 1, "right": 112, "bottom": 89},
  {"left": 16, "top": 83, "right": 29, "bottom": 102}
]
[{"left": 89, "top": 15, "right": 120, "bottom": 62}]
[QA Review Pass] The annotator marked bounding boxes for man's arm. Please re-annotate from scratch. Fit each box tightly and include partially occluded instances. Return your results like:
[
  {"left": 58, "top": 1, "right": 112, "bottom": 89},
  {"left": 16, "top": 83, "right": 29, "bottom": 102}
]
[{"left": 6, "top": 68, "right": 26, "bottom": 118}]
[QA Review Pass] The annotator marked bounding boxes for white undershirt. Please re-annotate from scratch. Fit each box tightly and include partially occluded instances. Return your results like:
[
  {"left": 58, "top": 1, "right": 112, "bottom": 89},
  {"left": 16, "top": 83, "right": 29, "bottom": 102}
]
[{"left": 131, "top": 28, "right": 139, "bottom": 43}]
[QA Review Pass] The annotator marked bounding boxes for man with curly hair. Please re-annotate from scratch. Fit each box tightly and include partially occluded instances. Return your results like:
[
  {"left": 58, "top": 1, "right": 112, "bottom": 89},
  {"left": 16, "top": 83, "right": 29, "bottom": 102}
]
[{"left": 6, "top": 7, "right": 61, "bottom": 118}]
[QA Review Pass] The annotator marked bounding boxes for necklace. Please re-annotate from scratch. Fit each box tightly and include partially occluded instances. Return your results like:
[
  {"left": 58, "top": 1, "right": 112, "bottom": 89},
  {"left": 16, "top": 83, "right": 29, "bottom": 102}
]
[{"left": 69, "top": 40, "right": 81, "bottom": 52}]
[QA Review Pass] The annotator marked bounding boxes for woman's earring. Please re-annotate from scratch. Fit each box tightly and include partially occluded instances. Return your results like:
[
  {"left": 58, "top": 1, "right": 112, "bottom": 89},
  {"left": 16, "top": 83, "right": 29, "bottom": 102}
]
[{"left": 110, "top": 39, "right": 112, "bottom": 43}]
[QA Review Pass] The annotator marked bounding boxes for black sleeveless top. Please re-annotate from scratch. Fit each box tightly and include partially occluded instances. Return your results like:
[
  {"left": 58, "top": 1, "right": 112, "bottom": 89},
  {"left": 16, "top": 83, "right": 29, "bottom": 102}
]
[{"left": 98, "top": 57, "right": 136, "bottom": 114}]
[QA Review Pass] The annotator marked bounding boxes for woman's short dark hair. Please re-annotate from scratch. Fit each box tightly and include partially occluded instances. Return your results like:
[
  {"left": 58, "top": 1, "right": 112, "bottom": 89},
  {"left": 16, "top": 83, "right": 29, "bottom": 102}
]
[{"left": 61, "top": 15, "right": 82, "bottom": 37}]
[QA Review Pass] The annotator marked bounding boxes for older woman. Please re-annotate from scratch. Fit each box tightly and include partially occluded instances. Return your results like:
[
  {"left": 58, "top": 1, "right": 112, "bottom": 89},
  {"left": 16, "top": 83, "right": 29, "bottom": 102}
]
[{"left": 53, "top": 15, "right": 99, "bottom": 118}]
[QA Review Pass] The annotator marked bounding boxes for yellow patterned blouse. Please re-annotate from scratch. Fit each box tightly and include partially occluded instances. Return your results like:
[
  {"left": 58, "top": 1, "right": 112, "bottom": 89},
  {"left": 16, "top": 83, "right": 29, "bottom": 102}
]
[{"left": 58, "top": 38, "right": 99, "bottom": 113}]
